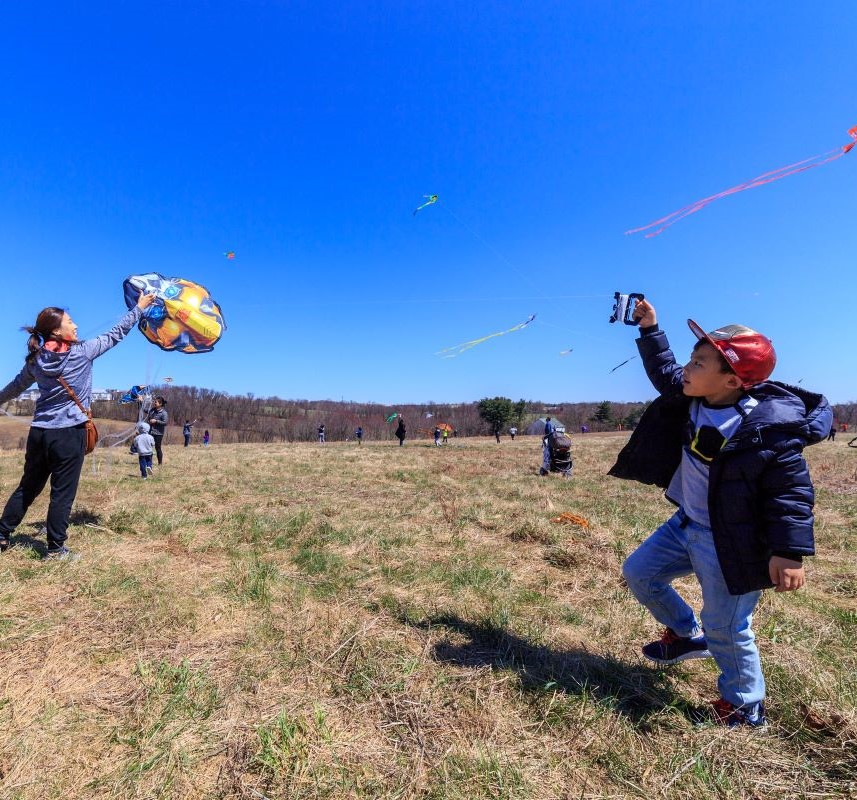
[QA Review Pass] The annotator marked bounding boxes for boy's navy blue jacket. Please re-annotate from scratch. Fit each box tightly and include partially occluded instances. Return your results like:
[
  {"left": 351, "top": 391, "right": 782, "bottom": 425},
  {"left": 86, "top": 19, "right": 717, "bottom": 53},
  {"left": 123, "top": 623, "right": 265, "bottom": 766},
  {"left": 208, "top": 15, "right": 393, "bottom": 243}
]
[{"left": 609, "top": 326, "right": 833, "bottom": 595}]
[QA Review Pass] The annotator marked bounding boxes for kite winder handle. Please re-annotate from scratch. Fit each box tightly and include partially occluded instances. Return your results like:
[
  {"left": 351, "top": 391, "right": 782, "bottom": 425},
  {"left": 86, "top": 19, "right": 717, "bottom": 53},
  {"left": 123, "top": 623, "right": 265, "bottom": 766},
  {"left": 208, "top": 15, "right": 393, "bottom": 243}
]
[{"left": 610, "top": 292, "right": 645, "bottom": 326}]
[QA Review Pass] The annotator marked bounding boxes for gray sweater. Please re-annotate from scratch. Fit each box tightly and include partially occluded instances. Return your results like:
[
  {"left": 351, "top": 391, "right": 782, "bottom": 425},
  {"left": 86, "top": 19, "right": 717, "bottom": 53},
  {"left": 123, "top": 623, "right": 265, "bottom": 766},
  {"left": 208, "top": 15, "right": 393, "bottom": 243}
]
[{"left": 0, "top": 307, "right": 142, "bottom": 428}]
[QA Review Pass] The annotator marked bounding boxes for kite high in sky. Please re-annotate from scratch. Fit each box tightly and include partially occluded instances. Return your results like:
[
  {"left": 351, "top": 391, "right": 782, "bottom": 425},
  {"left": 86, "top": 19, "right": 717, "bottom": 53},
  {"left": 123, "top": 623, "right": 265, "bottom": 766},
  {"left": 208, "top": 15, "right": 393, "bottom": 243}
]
[
  {"left": 559, "top": 348, "right": 573, "bottom": 356},
  {"left": 224, "top": 251, "right": 236, "bottom": 259},
  {"left": 436, "top": 314, "right": 536, "bottom": 358},
  {"left": 123, "top": 273, "right": 226, "bottom": 354},
  {"left": 413, "top": 194, "right": 438, "bottom": 215},
  {"left": 627, "top": 124, "right": 857, "bottom": 237}
]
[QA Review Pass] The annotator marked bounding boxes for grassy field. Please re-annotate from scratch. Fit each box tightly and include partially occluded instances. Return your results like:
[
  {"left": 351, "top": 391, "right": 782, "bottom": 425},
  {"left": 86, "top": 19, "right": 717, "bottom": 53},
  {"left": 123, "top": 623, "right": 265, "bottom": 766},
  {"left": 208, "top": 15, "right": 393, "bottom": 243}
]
[{"left": 0, "top": 433, "right": 855, "bottom": 799}]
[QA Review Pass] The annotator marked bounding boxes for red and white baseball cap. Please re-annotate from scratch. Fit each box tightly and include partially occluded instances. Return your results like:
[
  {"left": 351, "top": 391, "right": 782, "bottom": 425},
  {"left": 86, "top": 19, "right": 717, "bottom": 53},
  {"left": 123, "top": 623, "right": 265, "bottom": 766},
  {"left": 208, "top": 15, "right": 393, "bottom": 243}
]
[{"left": 687, "top": 319, "right": 776, "bottom": 387}]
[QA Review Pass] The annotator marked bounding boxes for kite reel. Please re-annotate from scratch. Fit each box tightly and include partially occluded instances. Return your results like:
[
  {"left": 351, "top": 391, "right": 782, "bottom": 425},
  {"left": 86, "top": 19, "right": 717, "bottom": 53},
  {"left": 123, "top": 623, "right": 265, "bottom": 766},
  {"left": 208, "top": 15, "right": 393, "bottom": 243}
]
[{"left": 609, "top": 292, "right": 645, "bottom": 326}]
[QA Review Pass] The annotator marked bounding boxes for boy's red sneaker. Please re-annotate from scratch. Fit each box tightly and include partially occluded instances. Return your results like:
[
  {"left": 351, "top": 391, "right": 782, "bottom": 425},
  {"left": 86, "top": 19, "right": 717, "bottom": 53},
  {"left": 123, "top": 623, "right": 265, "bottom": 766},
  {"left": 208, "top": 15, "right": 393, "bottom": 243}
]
[
  {"left": 710, "top": 698, "right": 767, "bottom": 728},
  {"left": 641, "top": 627, "right": 712, "bottom": 664}
]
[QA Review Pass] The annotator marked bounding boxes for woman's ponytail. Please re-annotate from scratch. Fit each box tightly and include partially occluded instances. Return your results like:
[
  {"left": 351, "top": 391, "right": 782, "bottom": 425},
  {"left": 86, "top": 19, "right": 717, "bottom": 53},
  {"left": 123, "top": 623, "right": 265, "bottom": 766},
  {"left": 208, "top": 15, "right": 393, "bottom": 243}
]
[{"left": 23, "top": 307, "right": 65, "bottom": 363}]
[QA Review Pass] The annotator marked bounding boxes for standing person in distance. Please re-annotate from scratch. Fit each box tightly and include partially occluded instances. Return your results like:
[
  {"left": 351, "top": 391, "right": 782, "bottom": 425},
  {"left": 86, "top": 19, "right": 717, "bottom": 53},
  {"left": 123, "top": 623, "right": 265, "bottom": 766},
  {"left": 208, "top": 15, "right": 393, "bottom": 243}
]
[
  {"left": 148, "top": 396, "right": 168, "bottom": 466},
  {"left": 612, "top": 297, "right": 832, "bottom": 727},
  {"left": 0, "top": 291, "right": 156, "bottom": 559}
]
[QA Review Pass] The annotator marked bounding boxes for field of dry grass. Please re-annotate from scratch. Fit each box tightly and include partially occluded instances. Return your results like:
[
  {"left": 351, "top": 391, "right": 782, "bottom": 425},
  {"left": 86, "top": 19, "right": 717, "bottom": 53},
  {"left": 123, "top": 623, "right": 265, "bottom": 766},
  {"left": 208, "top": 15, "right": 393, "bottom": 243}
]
[{"left": 0, "top": 433, "right": 855, "bottom": 799}]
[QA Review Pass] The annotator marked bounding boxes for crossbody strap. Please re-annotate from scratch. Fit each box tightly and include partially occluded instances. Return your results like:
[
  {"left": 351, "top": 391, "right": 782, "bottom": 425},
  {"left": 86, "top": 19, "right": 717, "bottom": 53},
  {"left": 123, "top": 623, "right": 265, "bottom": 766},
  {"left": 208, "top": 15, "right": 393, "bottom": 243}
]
[{"left": 56, "top": 377, "right": 92, "bottom": 421}]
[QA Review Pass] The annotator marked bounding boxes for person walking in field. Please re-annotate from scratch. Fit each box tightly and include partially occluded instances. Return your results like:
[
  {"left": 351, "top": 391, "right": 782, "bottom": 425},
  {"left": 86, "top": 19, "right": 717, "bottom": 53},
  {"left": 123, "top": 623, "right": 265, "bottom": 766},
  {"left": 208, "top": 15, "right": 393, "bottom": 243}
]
[
  {"left": 183, "top": 419, "right": 193, "bottom": 447},
  {"left": 0, "top": 290, "right": 156, "bottom": 559},
  {"left": 355, "top": 426, "right": 363, "bottom": 446},
  {"left": 317, "top": 424, "right": 325, "bottom": 444},
  {"left": 434, "top": 426, "right": 442, "bottom": 447},
  {"left": 134, "top": 422, "right": 156, "bottom": 479},
  {"left": 611, "top": 297, "right": 831, "bottom": 727},
  {"left": 395, "top": 416, "right": 406, "bottom": 446},
  {"left": 202, "top": 429, "right": 210, "bottom": 447}
]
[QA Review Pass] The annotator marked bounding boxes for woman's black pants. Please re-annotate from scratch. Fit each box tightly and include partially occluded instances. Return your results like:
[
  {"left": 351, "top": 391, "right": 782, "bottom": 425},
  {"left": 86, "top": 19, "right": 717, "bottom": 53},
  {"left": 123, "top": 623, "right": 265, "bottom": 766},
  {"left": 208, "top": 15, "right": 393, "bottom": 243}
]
[{"left": 0, "top": 425, "right": 86, "bottom": 552}]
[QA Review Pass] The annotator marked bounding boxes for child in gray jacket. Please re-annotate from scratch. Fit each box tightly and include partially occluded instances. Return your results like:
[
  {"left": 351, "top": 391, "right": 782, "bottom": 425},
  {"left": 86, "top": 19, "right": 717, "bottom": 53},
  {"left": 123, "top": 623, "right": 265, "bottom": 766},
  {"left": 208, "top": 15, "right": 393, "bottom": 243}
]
[{"left": 134, "top": 423, "right": 156, "bottom": 479}]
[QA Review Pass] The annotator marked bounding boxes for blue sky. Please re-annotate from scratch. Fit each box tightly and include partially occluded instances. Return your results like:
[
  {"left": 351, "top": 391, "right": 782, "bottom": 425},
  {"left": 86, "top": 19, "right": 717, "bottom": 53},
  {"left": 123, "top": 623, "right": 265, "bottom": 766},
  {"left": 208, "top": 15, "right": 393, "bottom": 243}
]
[{"left": 1, "top": 2, "right": 855, "bottom": 404}]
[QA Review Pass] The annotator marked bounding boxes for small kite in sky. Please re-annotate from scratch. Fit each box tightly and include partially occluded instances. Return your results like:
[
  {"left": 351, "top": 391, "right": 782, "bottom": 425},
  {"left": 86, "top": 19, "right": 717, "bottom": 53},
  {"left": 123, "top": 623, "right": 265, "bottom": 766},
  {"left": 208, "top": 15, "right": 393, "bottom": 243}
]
[
  {"left": 413, "top": 194, "right": 438, "bottom": 215},
  {"left": 559, "top": 348, "right": 573, "bottom": 356},
  {"left": 224, "top": 251, "right": 236, "bottom": 260},
  {"left": 163, "top": 377, "right": 174, "bottom": 383},
  {"left": 385, "top": 413, "right": 400, "bottom": 423},
  {"left": 609, "top": 355, "right": 637, "bottom": 373},
  {"left": 437, "top": 314, "right": 536, "bottom": 358},
  {"left": 627, "top": 124, "right": 857, "bottom": 237}
]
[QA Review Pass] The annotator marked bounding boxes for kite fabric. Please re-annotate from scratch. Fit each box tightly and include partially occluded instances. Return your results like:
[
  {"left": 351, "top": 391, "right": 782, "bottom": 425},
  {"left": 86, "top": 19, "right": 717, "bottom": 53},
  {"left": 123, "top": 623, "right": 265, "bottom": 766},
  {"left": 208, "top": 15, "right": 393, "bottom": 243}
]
[
  {"left": 413, "top": 194, "right": 438, "bottom": 215},
  {"left": 559, "top": 348, "right": 573, "bottom": 356},
  {"left": 162, "top": 377, "right": 174, "bottom": 383},
  {"left": 119, "top": 385, "right": 150, "bottom": 404},
  {"left": 437, "top": 314, "right": 536, "bottom": 358},
  {"left": 627, "top": 124, "right": 857, "bottom": 237},
  {"left": 609, "top": 355, "right": 638, "bottom": 373},
  {"left": 224, "top": 251, "right": 236, "bottom": 259},
  {"left": 123, "top": 273, "right": 226, "bottom": 354},
  {"left": 385, "top": 413, "right": 400, "bottom": 424}
]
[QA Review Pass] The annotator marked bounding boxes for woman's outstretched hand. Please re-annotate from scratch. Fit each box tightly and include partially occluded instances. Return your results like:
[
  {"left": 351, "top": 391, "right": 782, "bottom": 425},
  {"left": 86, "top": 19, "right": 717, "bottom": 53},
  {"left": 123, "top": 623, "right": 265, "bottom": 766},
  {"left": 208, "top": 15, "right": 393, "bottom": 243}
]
[{"left": 136, "top": 292, "right": 157, "bottom": 310}]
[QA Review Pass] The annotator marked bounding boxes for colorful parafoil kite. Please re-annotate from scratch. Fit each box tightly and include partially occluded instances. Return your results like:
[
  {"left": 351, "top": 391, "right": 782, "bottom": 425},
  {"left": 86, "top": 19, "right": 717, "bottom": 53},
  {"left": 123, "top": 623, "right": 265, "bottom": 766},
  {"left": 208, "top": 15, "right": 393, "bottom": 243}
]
[
  {"left": 627, "top": 124, "right": 857, "bottom": 237},
  {"left": 162, "top": 376, "right": 174, "bottom": 383},
  {"left": 123, "top": 273, "right": 226, "bottom": 354},
  {"left": 224, "top": 251, "right": 236, "bottom": 260},
  {"left": 413, "top": 194, "right": 438, "bottom": 215},
  {"left": 385, "top": 413, "right": 400, "bottom": 424},
  {"left": 437, "top": 314, "right": 536, "bottom": 358},
  {"left": 119, "top": 385, "right": 150, "bottom": 404}
]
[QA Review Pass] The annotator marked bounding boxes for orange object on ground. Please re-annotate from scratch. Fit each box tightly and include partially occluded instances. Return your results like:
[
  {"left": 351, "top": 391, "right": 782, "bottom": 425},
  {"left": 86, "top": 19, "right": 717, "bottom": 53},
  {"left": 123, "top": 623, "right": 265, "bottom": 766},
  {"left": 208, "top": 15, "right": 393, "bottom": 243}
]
[{"left": 550, "top": 512, "right": 590, "bottom": 529}]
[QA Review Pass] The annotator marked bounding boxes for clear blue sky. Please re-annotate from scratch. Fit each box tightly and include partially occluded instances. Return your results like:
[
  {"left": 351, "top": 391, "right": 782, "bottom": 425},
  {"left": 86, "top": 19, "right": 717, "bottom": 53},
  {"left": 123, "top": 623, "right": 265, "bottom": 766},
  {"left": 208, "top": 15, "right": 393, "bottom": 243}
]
[{"left": 2, "top": 2, "right": 855, "bottom": 404}]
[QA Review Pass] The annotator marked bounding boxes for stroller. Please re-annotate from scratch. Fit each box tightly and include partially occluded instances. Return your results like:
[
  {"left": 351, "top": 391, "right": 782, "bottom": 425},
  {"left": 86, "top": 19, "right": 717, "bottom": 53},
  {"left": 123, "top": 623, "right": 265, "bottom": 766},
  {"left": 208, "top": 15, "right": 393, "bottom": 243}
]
[{"left": 540, "top": 431, "right": 573, "bottom": 478}]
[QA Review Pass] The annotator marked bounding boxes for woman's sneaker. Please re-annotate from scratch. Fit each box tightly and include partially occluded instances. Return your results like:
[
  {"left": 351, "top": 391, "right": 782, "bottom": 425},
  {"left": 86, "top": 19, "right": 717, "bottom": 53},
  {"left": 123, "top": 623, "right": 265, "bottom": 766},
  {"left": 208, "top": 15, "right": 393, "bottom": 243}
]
[
  {"left": 710, "top": 698, "right": 767, "bottom": 728},
  {"left": 43, "top": 547, "right": 81, "bottom": 562},
  {"left": 641, "top": 627, "right": 712, "bottom": 664}
]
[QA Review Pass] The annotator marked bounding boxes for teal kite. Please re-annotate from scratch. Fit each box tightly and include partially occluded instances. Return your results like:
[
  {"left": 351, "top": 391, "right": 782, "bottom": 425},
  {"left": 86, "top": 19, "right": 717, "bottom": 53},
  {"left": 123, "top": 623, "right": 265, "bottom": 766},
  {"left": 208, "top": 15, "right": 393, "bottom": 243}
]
[{"left": 413, "top": 194, "right": 438, "bottom": 215}]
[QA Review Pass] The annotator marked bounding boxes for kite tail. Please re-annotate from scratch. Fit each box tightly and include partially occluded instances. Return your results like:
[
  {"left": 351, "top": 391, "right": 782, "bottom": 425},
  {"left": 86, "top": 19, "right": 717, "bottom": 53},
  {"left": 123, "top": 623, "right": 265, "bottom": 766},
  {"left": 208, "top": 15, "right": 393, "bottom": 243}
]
[{"left": 627, "top": 125, "right": 857, "bottom": 238}]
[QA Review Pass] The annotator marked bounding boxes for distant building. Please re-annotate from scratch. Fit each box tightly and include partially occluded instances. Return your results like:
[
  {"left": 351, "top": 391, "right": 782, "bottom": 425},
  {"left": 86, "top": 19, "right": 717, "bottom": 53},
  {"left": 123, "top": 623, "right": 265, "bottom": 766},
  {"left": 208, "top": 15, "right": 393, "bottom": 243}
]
[{"left": 524, "top": 417, "right": 567, "bottom": 435}]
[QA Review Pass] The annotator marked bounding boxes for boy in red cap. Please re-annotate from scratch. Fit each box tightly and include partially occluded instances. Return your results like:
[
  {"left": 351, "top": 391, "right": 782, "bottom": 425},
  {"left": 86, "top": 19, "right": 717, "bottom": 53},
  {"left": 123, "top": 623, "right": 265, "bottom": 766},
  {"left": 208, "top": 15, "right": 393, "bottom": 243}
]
[{"left": 610, "top": 298, "right": 832, "bottom": 727}]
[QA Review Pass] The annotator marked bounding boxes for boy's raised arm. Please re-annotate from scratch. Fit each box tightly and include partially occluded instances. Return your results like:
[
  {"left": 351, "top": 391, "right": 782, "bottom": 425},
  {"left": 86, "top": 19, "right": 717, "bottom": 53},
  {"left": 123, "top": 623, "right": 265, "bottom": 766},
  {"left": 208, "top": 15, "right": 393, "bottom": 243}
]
[{"left": 632, "top": 298, "right": 685, "bottom": 395}]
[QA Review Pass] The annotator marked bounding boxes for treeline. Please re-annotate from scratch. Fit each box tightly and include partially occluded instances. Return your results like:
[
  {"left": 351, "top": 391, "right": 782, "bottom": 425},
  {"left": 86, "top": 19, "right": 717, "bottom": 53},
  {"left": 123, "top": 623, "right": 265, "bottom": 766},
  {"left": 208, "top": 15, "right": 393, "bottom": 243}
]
[
  {"left": 79, "top": 387, "right": 654, "bottom": 443},
  {"left": 8, "top": 387, "right": 855, "bottom": 445}
]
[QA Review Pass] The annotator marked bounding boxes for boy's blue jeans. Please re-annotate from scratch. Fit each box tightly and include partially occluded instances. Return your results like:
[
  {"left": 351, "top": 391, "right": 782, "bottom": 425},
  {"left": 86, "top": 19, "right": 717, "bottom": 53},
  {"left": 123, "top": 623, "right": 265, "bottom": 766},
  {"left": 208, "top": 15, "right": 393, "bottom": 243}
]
[
  {"left": 138, "top": 454, "right": 153, "bottom": 477},
  {"left": 622, "top": 510, "right": 765, "bottom": 708}
]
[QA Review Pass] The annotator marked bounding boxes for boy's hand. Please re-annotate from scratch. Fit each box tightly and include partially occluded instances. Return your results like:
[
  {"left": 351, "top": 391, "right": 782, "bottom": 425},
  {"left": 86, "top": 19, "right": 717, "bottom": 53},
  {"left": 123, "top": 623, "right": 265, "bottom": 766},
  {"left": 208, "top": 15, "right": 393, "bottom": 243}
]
[
  {"left": 769, "top": 556, "right": 806, "bottom": 592},
  {"left": 633, "top": 298, "right": 657, "bottom": 328}
]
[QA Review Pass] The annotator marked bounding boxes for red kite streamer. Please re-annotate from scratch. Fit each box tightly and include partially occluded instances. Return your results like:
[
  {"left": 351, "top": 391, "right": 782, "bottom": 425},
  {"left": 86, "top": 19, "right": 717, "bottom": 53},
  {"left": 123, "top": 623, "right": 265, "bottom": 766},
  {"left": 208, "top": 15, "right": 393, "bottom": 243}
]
[{"left": 627, "top": 125, "right": 857, "bottom": 238}]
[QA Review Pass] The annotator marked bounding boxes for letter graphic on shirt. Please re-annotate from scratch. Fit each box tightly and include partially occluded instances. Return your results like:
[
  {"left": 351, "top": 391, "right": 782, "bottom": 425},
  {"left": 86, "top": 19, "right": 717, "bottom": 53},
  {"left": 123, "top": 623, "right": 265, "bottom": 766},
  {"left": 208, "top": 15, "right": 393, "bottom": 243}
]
[{"left": 689, "top": 425, "right": 728, "bottom": 463}]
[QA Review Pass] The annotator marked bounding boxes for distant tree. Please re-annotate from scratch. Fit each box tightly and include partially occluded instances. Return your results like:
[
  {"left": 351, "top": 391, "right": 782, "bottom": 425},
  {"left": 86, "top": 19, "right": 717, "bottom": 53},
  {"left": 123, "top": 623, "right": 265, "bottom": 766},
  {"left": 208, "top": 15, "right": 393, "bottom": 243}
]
[
  {"left": 590, "top": 401, "right": 614, "bottom": 426},
  {"left": 622, "top": 404, "right": 647, "bottom": 429},
  {"left": 478, "top": 397, "right": 515, "bottom": 433},
  {"left": 513, "top": 399, "right": 527, "bottom": 427}
]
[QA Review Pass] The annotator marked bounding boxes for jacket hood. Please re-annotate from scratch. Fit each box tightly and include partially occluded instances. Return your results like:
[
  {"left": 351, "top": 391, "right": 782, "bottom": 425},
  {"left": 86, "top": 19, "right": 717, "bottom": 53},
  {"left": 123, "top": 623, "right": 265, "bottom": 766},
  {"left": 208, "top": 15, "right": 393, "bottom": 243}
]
[
  {"left": 137, "top": 422, "right": 150, "bottom": 434},
  {"left": 742, "top": 381, "right": 832, "bottom": 446},
  {"left": 34, "top": 346, "right": 75, "bottom": 378}
]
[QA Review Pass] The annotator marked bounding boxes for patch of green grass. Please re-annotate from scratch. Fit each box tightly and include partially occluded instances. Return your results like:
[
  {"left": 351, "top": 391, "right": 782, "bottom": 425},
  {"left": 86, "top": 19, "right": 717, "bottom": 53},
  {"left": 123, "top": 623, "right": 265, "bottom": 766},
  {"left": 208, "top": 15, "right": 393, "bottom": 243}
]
[
  {"left": 426, "top": 749, "right": 529, "bottom": 800},
  {"left": 225, "top": 557, "right": 278, "bottom": 606}
]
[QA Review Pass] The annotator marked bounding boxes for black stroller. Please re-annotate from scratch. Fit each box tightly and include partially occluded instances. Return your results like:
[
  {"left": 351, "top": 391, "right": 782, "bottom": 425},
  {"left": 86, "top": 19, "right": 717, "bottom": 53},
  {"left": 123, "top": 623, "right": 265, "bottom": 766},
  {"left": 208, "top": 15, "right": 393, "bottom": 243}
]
[{"left": 540, "top": 431, "right": 573, "bottom": 478}]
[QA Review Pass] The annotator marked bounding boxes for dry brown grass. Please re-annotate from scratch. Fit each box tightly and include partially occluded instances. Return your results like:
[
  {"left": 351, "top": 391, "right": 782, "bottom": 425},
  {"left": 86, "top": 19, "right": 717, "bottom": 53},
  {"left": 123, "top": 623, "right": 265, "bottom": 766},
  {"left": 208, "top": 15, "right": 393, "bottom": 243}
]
[{"left": 0, "top": 433, "right": 855, "bottom": 799}]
